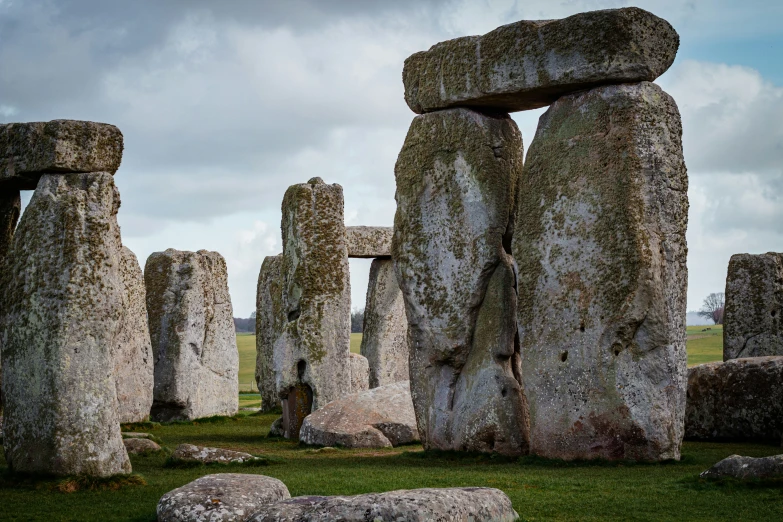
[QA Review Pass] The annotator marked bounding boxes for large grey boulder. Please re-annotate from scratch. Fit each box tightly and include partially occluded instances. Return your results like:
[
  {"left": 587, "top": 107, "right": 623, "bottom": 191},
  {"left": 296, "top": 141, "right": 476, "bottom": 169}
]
[
  {"left": 700, "top": 454, "right": 783, "bottom": 480},
  {"left": 345, "top": 226, "right": 392, "bottom": 258},
  {"left": 724, "top": 253, "right": 783, "bottom": 360},
  {"left": 248, "top": 487, "right": 518, "bottom": 522},
  {"left": 114, "top": 246, "right": 154, "bottom": 423},
  {"left": 360, "top": 258, "right": 409, "bottom": 388},
  {"left": 145, "top": 249, "right": 239, "bottom": 422},
  {"left": 393, "top": 108, "right": 529, "bottom": 456},
  {"left": 685, "top": 357, "right": 783, "bottom": 442},
  {"left": 158, "top": 473, "right": 290, "bottom": 522},
  {"left": 0, "top": 172, "right": 130, "bottom": 476},
  {"left": 299, "top": 381, "right": 419, "bottom": 448},
  {"left": 403, "top": 7, "right": 678, "bottom": 114},
  {"left": 123, "top": 437, "right": 161, "bottom": 454},
  {"left": 0, "top": 120, "right": 123, "bottom": 190},
  {"left": 256, "top": 254, "right": 284, "bottom": 413},
  {"left": 276, "top": 178, "right": 351, "bottom": 439},
  {"left": 513, "top": 82, "right": 688, "bottom": 461}
]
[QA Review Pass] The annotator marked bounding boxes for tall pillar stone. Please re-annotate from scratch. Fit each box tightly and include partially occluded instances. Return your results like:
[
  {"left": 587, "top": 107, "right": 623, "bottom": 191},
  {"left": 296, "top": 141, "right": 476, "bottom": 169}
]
[
  {"left": 277, "top": 177, "right": 351, "bottom": 439},
  {"left": 255, "top": 254, "right": 284, "bottom": 413},
  {"left": 723, "top": 253, "right": 783, "bottom": 360},
  {"left": 360, "top": 259, "right": 409, "bottom": 388},
  {"left": 393, "top": 108, "right": 529, "bottom": 456},
  {"left": 0, "top": 190, "right": 21, "bottom": 261},
  {"left": 0, "top": 172, "right": 131, "bottom": 476},
  {"left": 513, "top": 82, "right": 688, "bottom": 461},
  {"left": 145, "top": 249, "right": 239, "bottom": 422}
]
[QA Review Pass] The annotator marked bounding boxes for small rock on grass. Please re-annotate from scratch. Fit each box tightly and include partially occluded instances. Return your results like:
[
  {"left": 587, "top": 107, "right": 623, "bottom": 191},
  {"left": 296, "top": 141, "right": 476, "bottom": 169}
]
[
  {"left": 121, "top": 432, "right": 153, "bottom": 439},
  {"left": 123, "top": 438, "right": 162, "bottom": 454},
  {"left": 171, "top": 444, "right": 263, "bottom": 464},
  {"left": 701, "top": 454, "right": 783, "bottom": 480}
]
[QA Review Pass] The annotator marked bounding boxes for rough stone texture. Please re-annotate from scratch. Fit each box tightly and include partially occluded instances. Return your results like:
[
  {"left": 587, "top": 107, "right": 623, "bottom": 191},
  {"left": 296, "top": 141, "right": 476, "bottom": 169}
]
[
  {"left": 0, "top": 172, "right": 131, "bottom": 476},
  {"left": 723, "top": 253, "right": 783, "bottom": 360},
  {"left": 145, "top": 249, "right": 239, "bottom": 422},
  {"left": 299, "top": 381, "right": 419, "bottom": 448},
  {"left": 345, "top": 226, "right": 393, "bottom": 258},
  {"left": 114, "top": 246, "right": 154, "bottom": 423},
  {"left": 685, "top": 357, "right": 783, "bottom": 442},
  {"left": 360, "top": 258, "right": 410, "bottom": 388},
  {"left": 170, "top": 444, "right": 262, "bottom": 464},
  {"left": 0, "top": 120, "right": 123, "bottom": 190},
  {"left": 276, "top": 177, "right": 351, "bottom": 439},
  {"left": 403, "top": 7, "right": 678, "bottom": 114},
  {"left": 123, "top": 437, "right": 161, "bottom": 454},
  {"left": 248, "top": 487, "right": 518, "bottom": 522},
  {"left": 268, "top": 416, "right": 284, "bottom": 438},
  {"left": 158, "top": 474, "right": 290, "bottom": 522},
  {"left": 348, "top": 353, "right": 369, "bottom": 393},
  {"left": 700, "top": 454, "right": 783, "bottom": 480},
  {"left": 0, "top": 190, "right": 20, "bottom": 414},
  {"left": 393, "top": 108, "right": 529, "bottom": 456},
  {"left": 514, "top": 82, "right": 688, "bottom": 461},
  {"left": 256, "top": 254, "right": 284, "bottom": 413}
]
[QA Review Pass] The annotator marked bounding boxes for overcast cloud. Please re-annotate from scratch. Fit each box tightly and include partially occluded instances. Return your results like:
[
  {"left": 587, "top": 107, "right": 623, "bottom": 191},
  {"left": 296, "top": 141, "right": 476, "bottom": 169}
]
[{"left": 2, "top": 0, "right": 781, "bottom": 316}]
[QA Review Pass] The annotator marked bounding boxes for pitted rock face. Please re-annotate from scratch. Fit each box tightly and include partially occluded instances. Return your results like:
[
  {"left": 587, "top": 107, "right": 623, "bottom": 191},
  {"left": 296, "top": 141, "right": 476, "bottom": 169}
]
[
  {"left": 360, "top": 259, "right": 409, "bottom": 388},
  {"left": 145, "top": 249, "right": 239, "bottom": 422},
  {"left": 158, "top": 473, "right": 290, "bottom": 522},
  {"left": 724, "top": 253, "right": 783, "bottom": 360},
  {"left": 0, "top": 120, "right": 124, "bottom": 190},
  {"left": 393, "top": 107, "right": 529, "bottom": 456},
  {"left": 123, "top": 437, "right": 161, "bottom": 454},
  {"left": 685, "top": 357, "right": 783, "bottom": 442},
  {"left": 169, "top": 444, "right": 263, "bottom": 464},
  {"left": 277, "top": 180, "right": 351, "bottom": 437},
  {"left": 0, "top": 172, "right": 130, "bottom": 476},
  {"left": 247, "top": 487, "right": 519, "bottom": 522},
  {"left": 299, "top": 381, "right": 419, "bottom": 448},
  {"left": 345, "top": 226, "right": 393, "bottom": 258},
  {"left": 256, "top": 254, "right": 284, "bottom": 413},
  {"left": 513, "top": 82, "right": 688, "bottom": 461},
  {"left": 0, "top": 190, "right": 20, "bottom": 262},
  {"left": 348, "top": 353, "right": 369, "bottom": 393},
  {"left": 403, "top": 7, "right": 678, "bottom": 114},
  {"left": 700, "top": 454, "right": 783, "bottom": 480},
  {"left": 114, "top": 246, "right": 154, "bottom": 423}
]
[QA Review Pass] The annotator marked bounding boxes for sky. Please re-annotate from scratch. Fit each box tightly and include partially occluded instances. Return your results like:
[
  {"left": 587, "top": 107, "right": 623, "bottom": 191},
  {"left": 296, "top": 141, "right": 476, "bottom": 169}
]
[{"left": 1, "top": 0, "right": 781, "bottom": 317}]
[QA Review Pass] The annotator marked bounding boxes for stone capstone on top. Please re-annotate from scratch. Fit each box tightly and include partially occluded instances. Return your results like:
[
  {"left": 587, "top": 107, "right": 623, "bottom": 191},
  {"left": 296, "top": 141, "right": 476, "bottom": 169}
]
[
  {"left": 700, "top": 454, "right": 783, "bottom": 480},
  {"left": 403, "top": 7, "right": 679, "bottom": 114},
  {"left": 345, "top": 226, "right": 393, "bottom": 258},
  {"left": 0, "top": 120, "right": 124, "bottom": 190}
]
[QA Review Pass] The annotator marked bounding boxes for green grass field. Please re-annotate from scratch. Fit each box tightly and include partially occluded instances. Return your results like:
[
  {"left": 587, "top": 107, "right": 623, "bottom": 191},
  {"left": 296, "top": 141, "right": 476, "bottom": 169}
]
[{"left": 686, "top": 325, "right": 723, "bottom": 366}]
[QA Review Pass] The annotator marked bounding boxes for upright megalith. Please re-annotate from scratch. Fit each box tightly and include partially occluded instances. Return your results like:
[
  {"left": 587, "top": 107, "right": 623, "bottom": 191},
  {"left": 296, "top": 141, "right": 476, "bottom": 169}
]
[
  {"left": 514, "top": 82, "right": 688, "bottom": 461},
  {"left": 394, "top": 108, "right": 529, "bottom": 456},
  {"left": 145, "top": 249, "right": 239, "bottom": 422},
  {"left": 360, "top": 259, "right": 409, "bottom": 388},
  {"left": 0, "top": 190, "right": 21, "bottom": 261},
  {"left": 0, "top": 172, "right": 130, "bottom": 476},
  {"left": 276, "top": 177, "right": 351, "bottom": 439},
  {"left": 256, "top": 254, "right": 284, "bottom": 413},
  {"left": 724, "top": 253, "right": 783, "bottom": 360},
  {"left": 113, "top": 246, "right": 154, "bottom": 423}
]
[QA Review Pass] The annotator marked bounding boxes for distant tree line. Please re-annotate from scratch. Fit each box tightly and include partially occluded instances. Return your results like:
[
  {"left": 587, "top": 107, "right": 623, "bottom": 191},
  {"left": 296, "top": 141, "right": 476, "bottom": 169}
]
[
  {"left": 234, "top": 311, "right": 256, "bottom": 333},
  {"left": 698, "top": 292, "right": 725, "bottom": 325},
  {"left": 351, "top": 309, "right": 364, "bottom": 333}
]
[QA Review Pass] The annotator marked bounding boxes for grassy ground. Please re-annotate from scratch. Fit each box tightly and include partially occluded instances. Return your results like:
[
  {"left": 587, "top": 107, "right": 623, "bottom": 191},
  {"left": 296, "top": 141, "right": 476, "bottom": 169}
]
[
  {"left": 350, "top": 332, "right": 362, "bottom": 354},
  {"left": 236, "top": 333, "right": 257, "bottom": 392},
  {"left": 686, "top": 325, "right": 723, "bottom": 366}
]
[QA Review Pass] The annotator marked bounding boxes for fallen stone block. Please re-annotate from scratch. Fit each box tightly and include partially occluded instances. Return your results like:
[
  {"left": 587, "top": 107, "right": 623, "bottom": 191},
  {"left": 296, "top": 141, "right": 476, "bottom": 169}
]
[
  {"left": 123, "top": 438, "right": 161, "bottom": 454},
  {"left": 700, "top": 454, "right": 783, "bottom": 480},
  {"left": 345, "top": 226, "right": 392, "bottom": 258},
  {"left": 170, "top": 444, "right": 263, "bottom": 465}
]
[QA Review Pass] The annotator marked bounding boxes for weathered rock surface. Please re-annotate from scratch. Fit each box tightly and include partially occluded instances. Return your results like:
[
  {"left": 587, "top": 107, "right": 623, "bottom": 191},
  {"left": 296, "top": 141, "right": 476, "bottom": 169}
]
[
  {"left": 256, "top": 254, "right": 284, "bottom": 413},
  {"left": 403, "top": 7, "right": 678, "bottom": 114},
  {"left": 145, "top": 249, "right": 239, "bottom": 422},
  {"left": 170, "top": 444, "right": 263, "bottom": 464},
  {"left": 360, "top": 258, "right": 409, "bottom": 388},
  {"left": 277, "top": 177, "right": 351, "bottom": 439},
  {"left": 345, "top": 226, "right": 392, "bottom": 258},
  {"left": 248, "top": 487, "right": 518, "bottom": 522},
  {"left": 114, "top": 246, "right": 154, "bottom": 423},
  {"left": 123, "top": 437, "right": 161, "bottom": 454},
  {"left": 299, "top": 381, "right": 418, "bottom": 448},
  {"left": 394, "top": 108, "right": 529, "bottom": 456},
  {"left": 0, "top": 172, "right": 130, "bottom": 476},
  {"left": 0, "top": 120, "right": 123, "bottom": 190},
  {"left": 348, "top": 353, "right": 369, "bottom": 393},
  {"left": 700, "top": 454, "right": 783, "bottom": 480},
  {"left": 158, "top": 473, "right": 290, "bottom": 522},
  {"left": 685, "top": 357, "right": 783, "bottom": 442},
  {"left": 514, "top": 82, "right": 688, "bottom": 461},
  {"left": 724, "top": 253, "right": 783, "bottom": 360},
  {"left": 0, "top": 190, "right": 20, "bottom": 261}
]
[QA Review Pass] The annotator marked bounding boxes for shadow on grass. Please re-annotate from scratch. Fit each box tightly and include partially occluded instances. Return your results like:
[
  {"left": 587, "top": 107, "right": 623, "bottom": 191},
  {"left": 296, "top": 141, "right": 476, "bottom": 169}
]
[
  {"left": 163, "top": 455, "right": 273, "bottom": 469},
  {"left": 516, "top": 453, "right": 697, "bottom": 468},
  {"left": 0, "top": 470, "right": 147, "bottom": 493},
  {"left": 677, "top": 475, "right": 783, "bottom": 491}
]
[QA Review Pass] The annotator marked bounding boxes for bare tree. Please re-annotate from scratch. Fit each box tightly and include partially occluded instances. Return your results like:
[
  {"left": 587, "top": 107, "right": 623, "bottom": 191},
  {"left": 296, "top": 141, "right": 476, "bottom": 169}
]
[{"left": 698, "top": 292, "right": 725, "bottom": 325}]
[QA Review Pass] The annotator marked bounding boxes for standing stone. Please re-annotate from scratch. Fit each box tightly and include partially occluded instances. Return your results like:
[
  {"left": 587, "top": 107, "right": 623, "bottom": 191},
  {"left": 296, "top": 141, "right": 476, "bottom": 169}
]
[
  {"left": 360, "top": 259, "right": 409, "bottom": 388},
  {"left": 394, "top": 108, "right": 529, "bottom": 456},
  {"left": 0, "top": 172, "right": 130, "bottom": 476},
  {"left": 724, "top": 253, "right": 783, "bottom": 360},
  {"left": 345, "top": 226, "right": 393, "bottom": 258},
  {"left": 514, "top": 82, "right": 688, "bottom": 461},
  {"left": 114, "top": 246, "right": 154, "bottom": 423},
  {"left": 145, "top": 249, "right": 239, "bottom": 422},
  {"left": 256, "top": 254, "right": 284, "bottom": 413},
  {"left": 0, "top": 190, "right": 20, "bottom": 261},
  {"left": 349, "top": 353, "right": 369, "bottom": 393},
  {"left": 403, "top": 8, "right": 678, "bottom": 114},
  {"left": 276, "top": 177, "right": 351, "bottom": 439}
]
